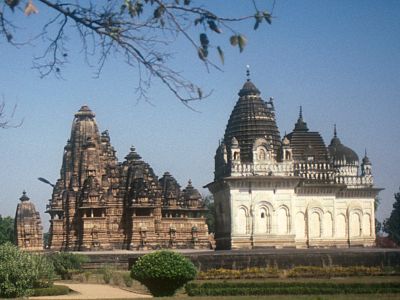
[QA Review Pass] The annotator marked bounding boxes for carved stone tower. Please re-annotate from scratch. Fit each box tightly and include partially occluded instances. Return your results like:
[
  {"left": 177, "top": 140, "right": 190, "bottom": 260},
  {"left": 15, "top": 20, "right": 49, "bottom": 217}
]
[{"left": 15, "top": 191, "right": 43, "bottom": 251}]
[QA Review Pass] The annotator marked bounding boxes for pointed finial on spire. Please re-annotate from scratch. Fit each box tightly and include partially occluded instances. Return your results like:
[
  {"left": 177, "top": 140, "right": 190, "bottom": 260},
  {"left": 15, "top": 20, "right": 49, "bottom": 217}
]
[
  {"left": 299, "top": 105, "right": 303, "bottom": 119},
  {"left": 334, "top": 124, "right": 337, "bottom": 138},
  {"left": 365, "top": 148, "right": 368, "bottom": 157},
  {"left": 246, "top": 64, "right": 250, "bottom": 81}
]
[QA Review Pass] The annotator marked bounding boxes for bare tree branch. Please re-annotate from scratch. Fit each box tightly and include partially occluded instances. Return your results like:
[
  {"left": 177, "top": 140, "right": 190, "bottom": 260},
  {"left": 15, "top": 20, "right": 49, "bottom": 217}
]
[
  {"left": 1, "top": 0, "right": 276, "bottom": 106},
  {"left": 0, "top": 98, "right": 23, "bottom": 129}
]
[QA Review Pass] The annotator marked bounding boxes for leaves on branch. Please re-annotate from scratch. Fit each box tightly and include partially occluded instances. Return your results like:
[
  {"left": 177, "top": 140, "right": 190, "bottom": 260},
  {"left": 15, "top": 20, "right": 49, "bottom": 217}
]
[
  {"left": 24, "top": 0, "right": 39, "bottom": 16},
  {"left": 238, "top": 34, "right": 247, "bottom": 52},
  {"left": 217, "top": 46, "right": 224, "bottom": 65},
  {"left": 198, "top": 47, "right": 207, "bottom": 61},
  {"left": 230, "top": 35, "right": 239, "bottom": 46},
  {"left": 254, "top": 12, "right": 263, "bottom": 30},
  {"left": 263, "top": 10, "right": 272, "bottom": 24},
  {"left": 207, "top": 20, "right": 221, "bottom": 33},
  {"left": 199, "top": 33, "right": 209, "bottom": 49},
  {"left": 5, "top": 0, "right": 20, "bottom": 11},
  {"left": 153, "top": 5, "right": 165, "bottom": 18}
]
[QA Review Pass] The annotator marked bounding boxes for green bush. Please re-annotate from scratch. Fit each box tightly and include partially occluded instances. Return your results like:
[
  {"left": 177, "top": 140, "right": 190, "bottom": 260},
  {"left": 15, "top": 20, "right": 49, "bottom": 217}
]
[
  {"left": 100, "top": 266, "right": 113, "bottom": 284},
  {"left": 31, "top": 254, "right": 55, "bottom": 288},
  {"left": 123, "top": 272, "right": 133, "bottom": 287},
  {"left": 30, "top": 285, "right": 70, "bottom": 296},
  {"left": 131, "top": 250, "right": 197, "bottom": 297},
  {"left": 49, "top": 252, "right": 89, "bottom": 280},
  {"left": 84, "top": 271, "right": 92, "bottom": 282},
  {"left": 0, "top": 243, "right": 55, "bottom": 298}
]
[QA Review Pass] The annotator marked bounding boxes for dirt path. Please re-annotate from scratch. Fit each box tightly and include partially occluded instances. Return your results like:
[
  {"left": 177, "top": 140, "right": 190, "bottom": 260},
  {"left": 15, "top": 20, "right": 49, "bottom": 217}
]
[{"left": 30, "top": 283, "right": 152, "bottom": 299}]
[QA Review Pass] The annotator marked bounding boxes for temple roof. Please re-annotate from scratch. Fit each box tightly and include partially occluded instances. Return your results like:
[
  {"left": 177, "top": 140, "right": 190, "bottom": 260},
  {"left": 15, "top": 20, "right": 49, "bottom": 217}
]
[
  {"left": 224, "top": 79, "right": 281, "bottom": 162},
  {"left": 182, "top": 180, "right": 201, "bottom": 201},
  {"left": 286, "top": 108, "right": 329, "bottom": 162},
  {"left": 159, "top": 171, "right": 181, "bottom": 199},
  {"left": 15, "top": 191, "right": 40, "bottom": 219}
]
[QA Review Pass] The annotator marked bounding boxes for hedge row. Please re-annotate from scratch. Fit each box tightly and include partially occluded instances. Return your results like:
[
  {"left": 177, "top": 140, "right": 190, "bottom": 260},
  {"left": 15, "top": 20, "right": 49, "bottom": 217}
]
[
  {"left": 198, "top": 267, "right": 279, "bottom": 279},
  {"left": 30, "top": 285, "right": 70, "bottom": 296},
  {"left": 197, "top": 265, "right": 388, "bottom": 280},
  {"left": 185, "top": 282, "right": 400, "bottom": 296}
]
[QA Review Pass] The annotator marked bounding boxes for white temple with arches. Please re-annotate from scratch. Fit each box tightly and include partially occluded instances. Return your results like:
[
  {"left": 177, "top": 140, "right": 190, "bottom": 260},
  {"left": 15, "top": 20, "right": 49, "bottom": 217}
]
[{"left": 207, "top": 76, "right": 380, "bottom": 249}]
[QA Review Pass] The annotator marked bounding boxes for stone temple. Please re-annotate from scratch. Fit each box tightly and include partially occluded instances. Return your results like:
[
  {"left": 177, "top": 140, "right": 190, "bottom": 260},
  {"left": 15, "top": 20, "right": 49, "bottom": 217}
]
[
  {"left": 46, "top": 106, "right": 209, "bottom": 251},
  {"left": 15, "top": 191, "right": 43, "bottom": 251},
  {"left": 207, "top": 76, "right": 381, "bottom": 249}
]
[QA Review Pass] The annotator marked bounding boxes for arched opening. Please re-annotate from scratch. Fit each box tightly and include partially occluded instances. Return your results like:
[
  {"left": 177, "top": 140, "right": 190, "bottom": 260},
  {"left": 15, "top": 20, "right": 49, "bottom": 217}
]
[
  {"left": 363, "top": 214, "right": 371, "bottom": 236},
  {"left": 350, "top": 212, "right": 361, "bottom": 237},
  {"left": 235, "top": 207, "right": 248, "bottom": 235},
  {"left": 277, "top": 206, "right": 289, "bottom": 234},
  {"left": 256, "top": 207, "right": 271, "bottom": 234},
  {"left": 309, "top": 211, "right": 321, "bottom": 238}
]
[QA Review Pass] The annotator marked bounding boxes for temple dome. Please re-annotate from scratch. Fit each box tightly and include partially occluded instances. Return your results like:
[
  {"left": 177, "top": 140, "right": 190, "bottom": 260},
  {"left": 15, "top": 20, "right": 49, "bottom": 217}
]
[
  {"left": 328, "top": 127, "right": 359, "bottom": 165},
  {"left": 224, "top": 79, "right": 281, "bottom": 163}
]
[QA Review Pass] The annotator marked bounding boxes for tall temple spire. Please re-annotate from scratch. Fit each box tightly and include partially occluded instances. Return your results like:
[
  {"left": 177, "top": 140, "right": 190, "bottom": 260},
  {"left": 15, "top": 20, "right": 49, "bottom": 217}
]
[
  {"left": 294, "top": 105, "right": 308, "bottom": 132},
  {"left": 334, "top": 124, "right": 337, "bottom": 138}
]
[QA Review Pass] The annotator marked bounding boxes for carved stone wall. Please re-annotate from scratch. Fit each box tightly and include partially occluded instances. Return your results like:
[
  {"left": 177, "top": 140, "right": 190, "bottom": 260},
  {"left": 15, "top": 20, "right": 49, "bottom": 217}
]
[{"left": 46, "top": 106, "right": 209, "bottom": 251}]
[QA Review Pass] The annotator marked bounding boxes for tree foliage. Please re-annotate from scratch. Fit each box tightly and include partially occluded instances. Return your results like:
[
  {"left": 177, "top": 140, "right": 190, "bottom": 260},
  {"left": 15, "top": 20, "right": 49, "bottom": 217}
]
[
  {"left": 0, "top": 243, "right": 54, "bottom": 298},
  {"left": 203, "top": 194, "right": 215, "bottom": 233},
  {"left": 131, "top": 250, "right": 197, "bottom": 296},
  {"left": 0, "top": 215, "right": 14, "bottom": 244},
  {"left": 0, "top": 0, "right": 275, "bottom": 105},
  {"left": 383, "top": 188, "right": 400, "bottom": 245},
  {"left": 49, "top": 252, "right": 89, "bottom": 279}
]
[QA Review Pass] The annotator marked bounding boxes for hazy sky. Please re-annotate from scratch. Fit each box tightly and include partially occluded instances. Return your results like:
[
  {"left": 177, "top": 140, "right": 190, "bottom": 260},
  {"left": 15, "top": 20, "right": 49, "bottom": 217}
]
[{"left": 1, "top": 1, "right": 399, "bottom": 230}]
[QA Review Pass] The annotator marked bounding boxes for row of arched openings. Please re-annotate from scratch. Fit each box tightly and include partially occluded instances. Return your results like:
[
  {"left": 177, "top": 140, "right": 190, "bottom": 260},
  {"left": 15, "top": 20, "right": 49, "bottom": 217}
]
[{"left": 235, "top": 205, "right": 372, "bottom": 238}]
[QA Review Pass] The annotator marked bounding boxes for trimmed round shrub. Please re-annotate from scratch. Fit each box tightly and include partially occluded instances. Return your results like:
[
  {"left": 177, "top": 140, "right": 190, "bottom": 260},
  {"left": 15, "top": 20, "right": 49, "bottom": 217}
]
[{"left": 130, "top": 250, "right": 197, "bottom": 297}]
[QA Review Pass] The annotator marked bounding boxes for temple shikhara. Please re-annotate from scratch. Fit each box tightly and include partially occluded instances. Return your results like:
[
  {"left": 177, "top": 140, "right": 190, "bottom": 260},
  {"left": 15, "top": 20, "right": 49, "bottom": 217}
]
[
  {"left": 46, "top": 106, "right": 209, "bottom": 251},
  {"left": 207, "top": 75, "right": 381, "bottom": 249},
  {"left": 14, "top": 191, "right": 43, "bottom": 251}
]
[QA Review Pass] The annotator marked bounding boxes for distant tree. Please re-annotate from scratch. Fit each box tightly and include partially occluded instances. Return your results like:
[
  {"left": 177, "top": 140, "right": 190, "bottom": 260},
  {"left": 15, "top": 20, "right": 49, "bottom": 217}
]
[
  {"left": 203, "top": 194, "right": 215, "bottom": 233},
  {"left": 43, "top": 232, "right": 50, "bottom": 248},
  {"left": 0, "top": 0, "right": 275, "bottom": 105},
  {"left": 0, "top": 215, "right": 15, "bottom": 245},
  {"left": 383, "top": 188, "right": 400, "bottom": 245}
]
